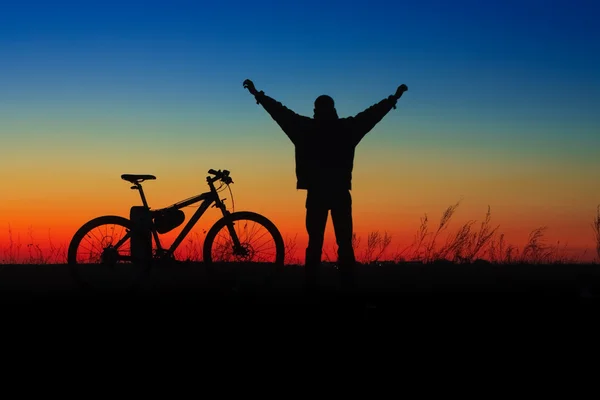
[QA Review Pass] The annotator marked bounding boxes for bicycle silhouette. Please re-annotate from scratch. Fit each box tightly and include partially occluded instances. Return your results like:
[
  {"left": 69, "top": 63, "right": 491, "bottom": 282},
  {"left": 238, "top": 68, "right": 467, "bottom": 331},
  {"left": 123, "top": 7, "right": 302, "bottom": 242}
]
[{"left": 67, "top": 168, "right": 285, "bottom": 291}]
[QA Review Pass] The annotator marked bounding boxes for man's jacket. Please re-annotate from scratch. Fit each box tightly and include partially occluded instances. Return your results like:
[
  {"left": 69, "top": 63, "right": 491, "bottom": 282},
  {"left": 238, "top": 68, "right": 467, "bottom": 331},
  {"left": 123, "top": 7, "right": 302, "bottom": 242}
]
[{"left": 254, "top": 91, "right": 398, "bottom": 191}]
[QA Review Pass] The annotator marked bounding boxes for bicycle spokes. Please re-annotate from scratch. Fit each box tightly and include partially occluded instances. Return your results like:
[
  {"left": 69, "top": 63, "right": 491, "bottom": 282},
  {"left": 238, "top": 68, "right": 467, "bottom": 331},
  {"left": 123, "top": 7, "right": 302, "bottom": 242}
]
[
  {"left": 75, "top": 223, "right": 130, "bottom": 264},
  {"left": 69, "top": 218, "right": 152, "bottom": 291},
  {"left": 210, "top": 219, "right": 279, "bottom": 263}
]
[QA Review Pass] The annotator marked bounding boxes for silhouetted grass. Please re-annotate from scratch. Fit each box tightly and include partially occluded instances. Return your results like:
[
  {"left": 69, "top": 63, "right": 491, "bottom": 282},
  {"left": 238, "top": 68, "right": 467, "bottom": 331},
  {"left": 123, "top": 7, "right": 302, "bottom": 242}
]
[
  {"left": 593, "top": 205, "right": 600, "bottom": 262},
  {"left": 2, "top": 201, "right": 599, "bottom": 266},
  {"left": 1, "top": 224, "right": 67, "bottom": 265},
  {"left": 325, "top": 200, "right": 598, "bottom": 266}
]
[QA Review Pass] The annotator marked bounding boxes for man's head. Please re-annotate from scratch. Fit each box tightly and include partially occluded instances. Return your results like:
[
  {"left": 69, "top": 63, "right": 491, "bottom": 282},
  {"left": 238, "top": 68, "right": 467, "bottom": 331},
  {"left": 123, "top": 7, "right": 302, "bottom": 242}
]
[{"left": 313, "top": 95, "right": 338, "bottom": 119}]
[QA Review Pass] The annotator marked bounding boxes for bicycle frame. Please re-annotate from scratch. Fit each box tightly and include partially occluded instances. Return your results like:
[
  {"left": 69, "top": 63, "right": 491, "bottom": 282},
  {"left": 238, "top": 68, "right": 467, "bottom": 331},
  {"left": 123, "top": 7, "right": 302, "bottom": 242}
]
[{"left": 131, "top": 173, "right": 236, "bottom": 259}]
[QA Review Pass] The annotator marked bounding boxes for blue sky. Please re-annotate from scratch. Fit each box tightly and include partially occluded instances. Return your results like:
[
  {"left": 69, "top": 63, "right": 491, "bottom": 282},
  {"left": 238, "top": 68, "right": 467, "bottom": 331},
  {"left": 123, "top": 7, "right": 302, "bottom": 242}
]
[
  {"left": 2, "top": 0, "right": 600, "bottom": 190},
  {"left": 2, "top": 0, "right": 599, "bottom": 173},
  {"left": 2, "top": 0, "right": 598, "bottom": 130}
]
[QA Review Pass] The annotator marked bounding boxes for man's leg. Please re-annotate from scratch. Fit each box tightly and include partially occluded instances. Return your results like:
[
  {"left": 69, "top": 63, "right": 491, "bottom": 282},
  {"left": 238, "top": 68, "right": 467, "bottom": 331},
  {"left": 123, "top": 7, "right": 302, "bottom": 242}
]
[
  {"left": 305, "top": 190, "right": 329, "bottom": 291},
  {"left": 330, "top": 190, "right": 356, "bottom": 290}
]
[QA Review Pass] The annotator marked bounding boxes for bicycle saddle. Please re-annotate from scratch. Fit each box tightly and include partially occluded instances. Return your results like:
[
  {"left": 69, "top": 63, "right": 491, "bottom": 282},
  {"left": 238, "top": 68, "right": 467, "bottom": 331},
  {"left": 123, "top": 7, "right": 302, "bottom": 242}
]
[{"left": 121, "top": 174, "right": 157, "bottom": 183}]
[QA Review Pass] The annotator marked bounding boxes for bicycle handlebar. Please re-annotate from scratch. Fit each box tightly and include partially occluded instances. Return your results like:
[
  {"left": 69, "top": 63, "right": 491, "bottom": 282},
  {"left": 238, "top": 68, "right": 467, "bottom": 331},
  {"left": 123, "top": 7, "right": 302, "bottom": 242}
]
[{"left": 207, "top": 169, "right": 233, "bottom": 184}]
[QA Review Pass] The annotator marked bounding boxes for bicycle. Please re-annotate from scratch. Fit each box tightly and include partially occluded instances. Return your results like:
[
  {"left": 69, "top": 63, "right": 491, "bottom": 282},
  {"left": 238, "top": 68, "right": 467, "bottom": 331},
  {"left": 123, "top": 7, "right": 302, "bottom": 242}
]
[{"left": 67, "top": 168, "right": 285, "bottom": 291}]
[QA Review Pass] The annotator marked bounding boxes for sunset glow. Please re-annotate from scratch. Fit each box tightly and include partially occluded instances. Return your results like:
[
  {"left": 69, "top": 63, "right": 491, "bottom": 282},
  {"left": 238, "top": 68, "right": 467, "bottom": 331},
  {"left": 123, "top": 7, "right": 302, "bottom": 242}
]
[{"left": 2, "top": 0, "right": 599, "bottom": 264}]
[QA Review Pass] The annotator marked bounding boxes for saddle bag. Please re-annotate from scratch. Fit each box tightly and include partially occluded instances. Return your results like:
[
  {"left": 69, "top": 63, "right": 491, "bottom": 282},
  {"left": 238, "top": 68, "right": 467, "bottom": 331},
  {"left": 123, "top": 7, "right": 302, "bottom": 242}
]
[{"left": 153, "top": 207, "right": 185, "bottom": 234}]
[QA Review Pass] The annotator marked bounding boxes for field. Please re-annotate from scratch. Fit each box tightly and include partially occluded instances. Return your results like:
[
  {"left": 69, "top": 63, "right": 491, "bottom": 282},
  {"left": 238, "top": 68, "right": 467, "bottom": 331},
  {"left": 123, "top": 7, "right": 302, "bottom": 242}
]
[
  {"left": 2, "top": 261, "right": 600, "bottom": 344},
  {"left": 2, "top": 260, "right": 600, "bottom": 302},
  {"left": 1, "top": 202, "right": 599, "bottom": 331}
]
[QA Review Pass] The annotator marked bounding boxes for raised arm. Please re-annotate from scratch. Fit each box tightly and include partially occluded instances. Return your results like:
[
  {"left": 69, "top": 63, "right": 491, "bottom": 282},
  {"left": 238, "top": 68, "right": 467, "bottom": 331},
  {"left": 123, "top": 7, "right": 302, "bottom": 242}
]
[
  {"left": 348, "top": 84, "right": 408, "bottom": 145},
  {"left": 243, "top": 79, "right": 308, "bottom": 143}
]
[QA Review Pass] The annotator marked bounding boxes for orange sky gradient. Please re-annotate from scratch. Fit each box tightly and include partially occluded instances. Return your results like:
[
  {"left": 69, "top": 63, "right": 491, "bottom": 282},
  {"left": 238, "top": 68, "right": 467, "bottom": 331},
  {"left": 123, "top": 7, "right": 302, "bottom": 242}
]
[{"left": 2, "top": 142, "right": 599, "bottom": 264}]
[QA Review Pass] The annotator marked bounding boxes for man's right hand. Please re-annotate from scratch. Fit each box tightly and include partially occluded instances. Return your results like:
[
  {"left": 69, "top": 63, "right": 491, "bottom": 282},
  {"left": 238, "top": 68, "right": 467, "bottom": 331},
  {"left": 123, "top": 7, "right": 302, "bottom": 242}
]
[
  {"left": 394, "top": 84, "right": 408, "bottom": 99},
  {"left": 243, "top": 79, "right": 258, "bottom": 95}
]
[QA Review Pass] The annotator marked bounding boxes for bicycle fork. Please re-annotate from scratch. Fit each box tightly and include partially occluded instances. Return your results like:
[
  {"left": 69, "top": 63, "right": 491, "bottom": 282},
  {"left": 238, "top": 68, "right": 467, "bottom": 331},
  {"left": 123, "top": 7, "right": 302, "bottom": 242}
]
[{"left": 221, "top": 212, "right": 248, "bottom": 257}]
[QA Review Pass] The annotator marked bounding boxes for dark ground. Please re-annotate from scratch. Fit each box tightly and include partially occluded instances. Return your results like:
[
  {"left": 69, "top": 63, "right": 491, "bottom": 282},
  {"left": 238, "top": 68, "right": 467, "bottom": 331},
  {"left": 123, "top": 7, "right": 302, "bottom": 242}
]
[
  {"left": 2, "top": 261, "right": 599, "bottom": 310},
  {"left": 2, "top": 261, "right": 600, "bottom": 352},
  {"left": 2, "top": 262, "right": 594, "bottom": 371}
]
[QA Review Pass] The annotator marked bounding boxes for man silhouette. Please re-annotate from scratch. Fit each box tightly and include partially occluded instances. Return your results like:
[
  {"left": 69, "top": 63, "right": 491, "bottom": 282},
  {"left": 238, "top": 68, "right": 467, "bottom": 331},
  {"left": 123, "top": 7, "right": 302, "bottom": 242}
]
[{"left": 243, "top": 79, "right": 408, "bottom": 291}]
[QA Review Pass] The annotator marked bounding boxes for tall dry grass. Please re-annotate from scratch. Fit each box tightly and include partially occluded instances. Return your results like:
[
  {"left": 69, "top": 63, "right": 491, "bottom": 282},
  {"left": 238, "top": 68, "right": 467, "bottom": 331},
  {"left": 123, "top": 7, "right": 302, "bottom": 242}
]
[
  {"left": 1, "top": 224, "right": 67, "bottom": 265},
  {"left": 332, "top": 200, "right": 594, "bottom": 265},
  {"left": 2, "top": 202, "right": 599, "bottom": 266},
  {"left": 593, "top": 205, "right": 600, "bottom": 262}
]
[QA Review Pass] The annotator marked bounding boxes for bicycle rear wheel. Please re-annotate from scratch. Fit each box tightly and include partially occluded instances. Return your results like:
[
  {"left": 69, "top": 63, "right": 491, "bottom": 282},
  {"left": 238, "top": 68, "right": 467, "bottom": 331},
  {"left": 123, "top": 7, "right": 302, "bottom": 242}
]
[
  {"left": 67, "top": 215, "right": 152, "bottom": 292},
  {"left": 202, "top": 211, "right": 285, "bottom": 290}
]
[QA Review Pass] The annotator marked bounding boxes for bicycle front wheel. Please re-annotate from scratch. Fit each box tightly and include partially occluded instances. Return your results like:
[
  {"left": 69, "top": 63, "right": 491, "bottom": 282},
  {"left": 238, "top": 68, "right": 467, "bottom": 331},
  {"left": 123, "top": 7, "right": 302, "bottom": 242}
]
[
  {"left": 67, "top": 215, "right": 152, "bottom": 292},
  {"left": 203, "top": 211, "right": 285, "bottom": 289}
]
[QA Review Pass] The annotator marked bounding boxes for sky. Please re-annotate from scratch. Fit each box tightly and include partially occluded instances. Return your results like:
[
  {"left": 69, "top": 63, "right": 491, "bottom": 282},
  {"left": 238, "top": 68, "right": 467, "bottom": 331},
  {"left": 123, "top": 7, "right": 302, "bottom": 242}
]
[{"left": 1, "top": 0, "right": 599, "bottom": 263}]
